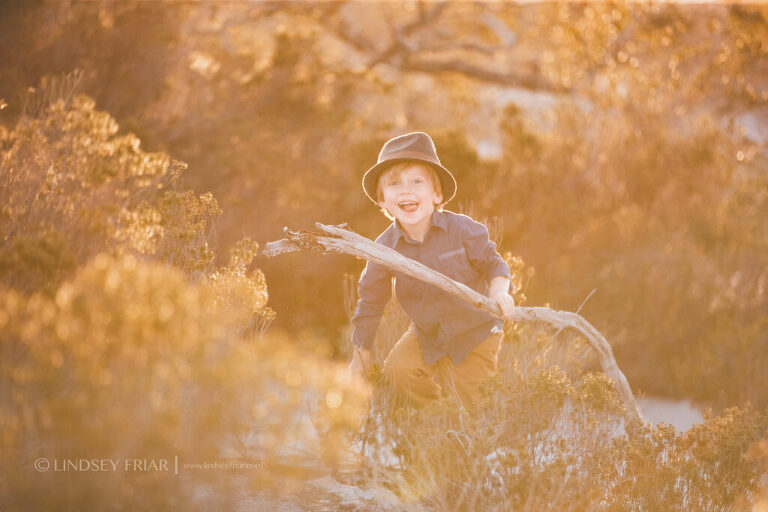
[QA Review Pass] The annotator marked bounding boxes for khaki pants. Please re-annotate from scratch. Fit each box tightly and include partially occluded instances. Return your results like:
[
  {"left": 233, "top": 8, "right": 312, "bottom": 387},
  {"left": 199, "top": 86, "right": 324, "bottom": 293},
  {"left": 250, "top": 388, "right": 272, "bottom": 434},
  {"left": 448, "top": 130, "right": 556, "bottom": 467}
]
[{"left": 382, "top": 324, "right": 502, "bottom": 411}]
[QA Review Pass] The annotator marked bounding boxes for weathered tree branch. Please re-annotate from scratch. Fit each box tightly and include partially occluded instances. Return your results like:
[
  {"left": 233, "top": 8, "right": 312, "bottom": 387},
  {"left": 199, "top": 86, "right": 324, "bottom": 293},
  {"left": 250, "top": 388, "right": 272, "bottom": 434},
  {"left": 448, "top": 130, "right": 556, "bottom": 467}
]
[
  {"left": 402, "top": 57, "right": 562, "bottom": 92},
  {"left": 264, "top": 223, "right": 643, "bottom": 423},
  {"left": 367, "top": 2, "right": 448, "bottom": 68}
]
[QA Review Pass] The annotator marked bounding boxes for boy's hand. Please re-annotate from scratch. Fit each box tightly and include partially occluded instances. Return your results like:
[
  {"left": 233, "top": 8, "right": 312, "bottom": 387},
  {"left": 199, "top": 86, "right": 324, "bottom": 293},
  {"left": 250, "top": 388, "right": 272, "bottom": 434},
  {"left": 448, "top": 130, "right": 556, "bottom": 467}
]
[
  {"left": 491, "top": 290, "right": 516, "bottom": 320},
  {"left": 348, "top": 347, "right": 372, "bottom": 379},
  {"left": 489, "top": 276, "right": 515, "bottom": 320}
]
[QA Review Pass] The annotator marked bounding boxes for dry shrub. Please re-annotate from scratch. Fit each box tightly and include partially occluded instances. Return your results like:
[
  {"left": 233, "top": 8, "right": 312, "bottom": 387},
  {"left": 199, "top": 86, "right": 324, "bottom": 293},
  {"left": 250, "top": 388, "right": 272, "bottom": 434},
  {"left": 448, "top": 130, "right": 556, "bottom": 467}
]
[
  {"left": 731, "top": 439, "right": 768, "bottom": 512},
  {"left": 0, "top": 73, "right": 229, "bottom": 293},
  {"left": 0, "top": 253, "right": 369, "bottom": 511},
  {"left": 0, "top": 253, "right": 240, "bottom": 510},
  {"left": 491, "top": 102, "right": 768, "bottom": 409},
  {"left": 204, "top": 236, "right": 275, "bottom": 343},
  {"left": 0, "top": 79, "right": 369, "bottom": 510},
  {"left": 355, "top": 318, "right": 767, "bottom": 511},
  {"left": 0, "top": 76, "right": 175, "bottom": 295}
]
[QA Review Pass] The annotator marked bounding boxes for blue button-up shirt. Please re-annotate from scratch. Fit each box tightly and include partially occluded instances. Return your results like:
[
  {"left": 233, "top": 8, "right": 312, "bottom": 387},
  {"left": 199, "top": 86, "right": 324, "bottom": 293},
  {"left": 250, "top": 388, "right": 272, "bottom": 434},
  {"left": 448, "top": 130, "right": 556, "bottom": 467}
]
[{"left": 351, "top": 210, "right": 511, "bottom": 365}]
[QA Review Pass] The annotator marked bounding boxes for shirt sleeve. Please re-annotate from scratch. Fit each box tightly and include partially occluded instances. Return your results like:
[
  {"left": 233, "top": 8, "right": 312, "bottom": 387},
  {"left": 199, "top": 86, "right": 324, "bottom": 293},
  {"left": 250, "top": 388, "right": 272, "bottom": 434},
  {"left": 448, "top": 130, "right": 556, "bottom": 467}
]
[
  {"left": 462, "top": 217, "right": 511, "bottom": 284},
  {"left": 350, "top": 260, "right": 392, "bottom": 351}
]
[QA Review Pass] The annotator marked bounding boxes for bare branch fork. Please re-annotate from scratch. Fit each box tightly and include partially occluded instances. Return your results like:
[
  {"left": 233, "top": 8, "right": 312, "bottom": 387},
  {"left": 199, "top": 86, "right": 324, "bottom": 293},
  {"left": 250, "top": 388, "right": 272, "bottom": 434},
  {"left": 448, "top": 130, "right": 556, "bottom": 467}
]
[{"left": 264, "top": 223, "right": 643, "bottom": 422}]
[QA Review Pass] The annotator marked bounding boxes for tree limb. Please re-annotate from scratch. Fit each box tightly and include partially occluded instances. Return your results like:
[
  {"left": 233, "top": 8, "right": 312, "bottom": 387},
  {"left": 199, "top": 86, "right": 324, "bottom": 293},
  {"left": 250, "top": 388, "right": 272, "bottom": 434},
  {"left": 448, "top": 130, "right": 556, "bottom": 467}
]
[
  {"left": 264, "top": 222, "right": 644, "bottom": 423},
  {"left": 365, "top": 2, "right": 447, "bottom": 68},
  {"left": 402, "top": 57, "right": 562, "bottom": 92}
]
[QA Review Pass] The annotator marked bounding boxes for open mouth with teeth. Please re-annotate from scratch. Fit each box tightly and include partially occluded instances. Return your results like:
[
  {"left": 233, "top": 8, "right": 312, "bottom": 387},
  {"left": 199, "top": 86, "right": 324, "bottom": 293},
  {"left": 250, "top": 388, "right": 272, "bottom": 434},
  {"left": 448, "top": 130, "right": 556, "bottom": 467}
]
[{"left": 397, "top": 200, "right": 420, "bottom": 213}]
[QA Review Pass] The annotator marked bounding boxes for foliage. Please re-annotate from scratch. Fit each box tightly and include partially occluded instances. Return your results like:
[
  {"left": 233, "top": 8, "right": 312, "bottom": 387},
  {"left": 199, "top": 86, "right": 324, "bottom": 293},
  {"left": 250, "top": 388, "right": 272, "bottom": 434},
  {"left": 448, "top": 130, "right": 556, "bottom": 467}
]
[
  {"left": 0, "top": 254, "right": 368, "bottom": 511},
  {"left": 0, "top": 83, "right": 368, "bottom": 510},
  {"left": 484, "top": 101, "right": 768, "bottom": 408},
  {"left": 1, "top": 2, "right": 765, "bottom": 411},
  {"left": 204, "top": 237, "right": 276, "bottom": 343},
  {"left": 0, "top": 86, "right": 171, "bottom": 295},
  {"left": 1, "top": 2, "right": 767, "bottom": 508},
  {"left": 732, "top": 439, "right": 768, "bottom": 512},
  {"left": 355, "top": 322, "right": 768, "bottom": 512},
  {"left": 0, "top": 253, "right": 229, "bottom": 510}
]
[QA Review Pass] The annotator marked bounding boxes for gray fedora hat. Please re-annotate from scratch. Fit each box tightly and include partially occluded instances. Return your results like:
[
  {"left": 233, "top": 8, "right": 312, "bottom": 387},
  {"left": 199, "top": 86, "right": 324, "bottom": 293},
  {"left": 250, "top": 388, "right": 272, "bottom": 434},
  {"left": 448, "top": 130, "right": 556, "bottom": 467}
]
[{"left": 362, "top": 132, "right": 457, "bottom": 205}]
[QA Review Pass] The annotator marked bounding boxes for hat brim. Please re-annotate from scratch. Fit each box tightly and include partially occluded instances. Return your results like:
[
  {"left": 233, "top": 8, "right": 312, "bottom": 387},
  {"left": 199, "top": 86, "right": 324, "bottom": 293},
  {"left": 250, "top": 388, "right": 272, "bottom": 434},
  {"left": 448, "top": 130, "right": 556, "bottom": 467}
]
[{"left": 362, "top": 158, "right": 457, "bottom": 206}]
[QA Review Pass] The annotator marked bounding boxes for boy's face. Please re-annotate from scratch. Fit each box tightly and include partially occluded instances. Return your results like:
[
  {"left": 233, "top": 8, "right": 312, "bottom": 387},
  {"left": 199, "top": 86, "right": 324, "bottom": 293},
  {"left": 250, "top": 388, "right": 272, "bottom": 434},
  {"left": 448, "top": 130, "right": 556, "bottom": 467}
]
[{"left": 378, "top": 163, "right": 443, "bottom": 232}]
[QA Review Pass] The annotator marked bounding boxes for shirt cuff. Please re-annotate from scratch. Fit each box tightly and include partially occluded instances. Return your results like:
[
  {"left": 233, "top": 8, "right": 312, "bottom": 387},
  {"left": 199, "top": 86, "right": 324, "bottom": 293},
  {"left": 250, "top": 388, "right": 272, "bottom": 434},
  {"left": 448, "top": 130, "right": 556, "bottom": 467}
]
[{"left": 487, "top": 260, "right": 512, "bottom": 282}]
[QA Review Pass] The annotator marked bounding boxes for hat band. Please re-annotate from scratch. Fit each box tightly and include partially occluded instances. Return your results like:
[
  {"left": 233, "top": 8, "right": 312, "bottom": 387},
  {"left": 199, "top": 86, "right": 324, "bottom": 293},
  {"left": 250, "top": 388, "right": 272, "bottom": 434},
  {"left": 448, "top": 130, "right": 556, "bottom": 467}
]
[{"left": 379, "top": 150, "right": 441, "bottom": 166}]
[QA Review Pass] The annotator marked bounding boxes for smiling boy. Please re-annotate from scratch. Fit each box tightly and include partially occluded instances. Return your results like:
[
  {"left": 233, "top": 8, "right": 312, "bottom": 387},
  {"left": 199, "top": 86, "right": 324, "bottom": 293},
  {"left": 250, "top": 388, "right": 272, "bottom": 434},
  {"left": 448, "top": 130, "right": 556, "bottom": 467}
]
[{"left": 349, "top": 132, "right": 515, "bottom": 411}]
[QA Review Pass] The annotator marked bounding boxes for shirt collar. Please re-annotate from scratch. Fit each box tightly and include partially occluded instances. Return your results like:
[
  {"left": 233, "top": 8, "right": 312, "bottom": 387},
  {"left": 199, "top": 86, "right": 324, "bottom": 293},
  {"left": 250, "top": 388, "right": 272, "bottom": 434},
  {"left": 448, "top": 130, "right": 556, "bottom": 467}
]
[{"left": 393, "top": 210, "right": 448, "bottom": 244}]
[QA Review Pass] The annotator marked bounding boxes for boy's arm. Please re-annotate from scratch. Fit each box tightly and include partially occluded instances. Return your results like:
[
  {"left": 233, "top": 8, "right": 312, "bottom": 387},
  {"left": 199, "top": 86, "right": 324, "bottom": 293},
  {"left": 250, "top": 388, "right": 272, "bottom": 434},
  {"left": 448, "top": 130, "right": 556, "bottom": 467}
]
[
  {"left": 350, "top": 260, "right": 392, "bottom": 355},
  {"left": 462, "top": 217, "right": 512, "bottom": 284},
  {"left": 348, "top": 346, "right": 372, "bottom": 377},
  {"left": 463, "top": 217, "right": 515, "bottom": 319},
  {"left": 349, "top": 261, "right": 391, "bottom": 377}
]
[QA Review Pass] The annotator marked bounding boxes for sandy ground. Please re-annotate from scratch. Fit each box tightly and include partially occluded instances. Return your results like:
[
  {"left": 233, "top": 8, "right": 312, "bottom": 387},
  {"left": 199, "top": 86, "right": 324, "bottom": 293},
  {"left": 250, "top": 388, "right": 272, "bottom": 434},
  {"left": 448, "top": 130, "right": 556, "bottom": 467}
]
[{"left": 637, "top": 397, "right": 704, "bottom": 432}]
